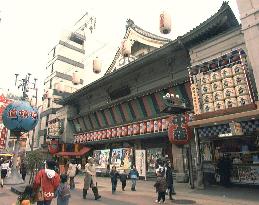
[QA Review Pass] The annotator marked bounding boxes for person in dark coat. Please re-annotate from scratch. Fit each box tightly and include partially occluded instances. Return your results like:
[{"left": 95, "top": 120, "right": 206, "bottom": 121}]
[
  {"left": 217, "top": 154, "right": 232, "bottom": 187},
  {"left": 120, "top": 169, "right": 127, "bottom": 191},
  {"left": 129, "top": 165, "right": 139, "bottom": 191},
  {"left": 165, "top": 163, "right": 175, "bottom": 200},
  {"left": 20, "top": 162, "right": 27, "bottom": 181},
  {"left": 154, "top": 171, "right": 167, "bottom": 203},
  {"left": 110, "top": 166, "right": 119, "bottom": 194}
]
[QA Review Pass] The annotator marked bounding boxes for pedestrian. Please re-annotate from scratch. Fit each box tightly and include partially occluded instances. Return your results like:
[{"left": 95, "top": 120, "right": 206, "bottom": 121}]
[
  {"left": 66, "top": 161, "right": 77, "bottom": 190},
  {"left": 56, "top": 174, "right": 71, "bottom": 205},
  {"left": 129, "top": 165, "right": 139, "bottom": 191},
  {"left": 217, "top": 154, "right": 232, "bottom": 187},
  {"left": 120, "top": 169, "right": 127, "bottom": 191},
  {"left": 82, "top": 157, "right": 101, "bottom": 200},
  {"left": 33, "top": 159, "right": 60, "bottom": 205},
  {"left": 165, "top": 162, "right": 176, "bottom": 200},
  {"left": 20, "top": 161, "right": 27, "bottom": 181},
  {"left": 154, "top": 171, "right": 167, "bottom": 204},
  {"left": 15, "top": 185, "right": 34, "bottom": 205},
  {"left": 0, "top": 160, "right": 10, "bottom": 188},
  {"left": 110, "top": 165, "right": 119, "bottom": 193}
]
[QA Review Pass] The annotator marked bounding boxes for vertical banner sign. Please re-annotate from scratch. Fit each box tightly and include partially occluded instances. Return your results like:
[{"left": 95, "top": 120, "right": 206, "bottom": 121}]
[{"left": 135, "top": 150, "right": 146, "bottom": 178}]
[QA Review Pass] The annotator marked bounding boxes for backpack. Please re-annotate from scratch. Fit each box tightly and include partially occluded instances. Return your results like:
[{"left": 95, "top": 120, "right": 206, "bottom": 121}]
[{"left": 60, "top": 184, "right": 71, "bottom": 200}]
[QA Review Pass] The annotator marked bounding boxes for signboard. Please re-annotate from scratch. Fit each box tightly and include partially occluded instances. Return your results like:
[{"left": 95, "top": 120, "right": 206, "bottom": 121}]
[
  {"left": 147, "top": 148, "right": 162, "bottom": 172},
  {"left": 93, "top": 149, "right": 110, "bottom": 173},
  {"left": 135, "top": 150, "right": 146, "bottom": 178},
  {"left": 111, "top": 148, "right": 133, "bottom": 170},
  {"left": 219, "top": 122, "right": 243, "bottom": 137}
]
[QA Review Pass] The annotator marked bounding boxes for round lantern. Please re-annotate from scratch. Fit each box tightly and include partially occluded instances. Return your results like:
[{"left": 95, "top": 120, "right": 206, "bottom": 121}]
[
  {"left": 2, "top": 101, "right": 39, "bottom": 132},
  {"left": 55, "top": 82, "right": 64, "bottom": 93},
  {"left": 159, "top": 11, "right": 171, "bottom": 34},
  {"left": 72, "top": 71, "right": 80, "bottom": 85},
  {"left": 121, "top": 39, "right": 131, "bottom": 57},
  {"left": 93, "top": 57, "right": 102, "bottom": 74}
]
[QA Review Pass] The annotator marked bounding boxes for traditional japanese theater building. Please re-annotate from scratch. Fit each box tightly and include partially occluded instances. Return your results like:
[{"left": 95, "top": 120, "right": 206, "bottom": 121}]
[{"left": 53, "top": 2, "right": 259, "bottom": 184}]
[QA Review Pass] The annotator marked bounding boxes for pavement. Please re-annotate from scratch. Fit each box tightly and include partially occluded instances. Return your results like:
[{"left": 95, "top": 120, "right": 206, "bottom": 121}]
[{"left": 0, "top": 175, "right": 259, "bottom": 205}]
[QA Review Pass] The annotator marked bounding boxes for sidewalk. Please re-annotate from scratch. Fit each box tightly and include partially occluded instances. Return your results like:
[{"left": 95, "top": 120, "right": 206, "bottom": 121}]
[{"left": 0, "top": 175, "right": 258, "bottom": 205}]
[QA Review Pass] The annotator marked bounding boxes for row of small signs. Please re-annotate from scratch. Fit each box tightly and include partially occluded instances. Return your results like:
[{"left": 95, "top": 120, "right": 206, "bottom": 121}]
[{"left": 74, "top": 118, "right": 169, "bottom": 143}]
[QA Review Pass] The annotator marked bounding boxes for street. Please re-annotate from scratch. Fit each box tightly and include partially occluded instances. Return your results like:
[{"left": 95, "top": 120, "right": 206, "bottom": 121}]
[{"left": 1, "top": 176, "right": 259, "bottom": 205}]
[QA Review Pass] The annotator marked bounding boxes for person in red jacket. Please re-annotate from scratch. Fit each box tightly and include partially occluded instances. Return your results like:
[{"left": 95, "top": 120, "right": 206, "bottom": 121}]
[{"left": 33, "top": 160, "right": 60, "bottom": 205}]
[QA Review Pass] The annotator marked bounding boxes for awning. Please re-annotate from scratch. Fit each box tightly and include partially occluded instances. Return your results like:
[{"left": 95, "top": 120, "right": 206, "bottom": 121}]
[{"left": 56, "top": 147, "right": 91, "bottom": 157}]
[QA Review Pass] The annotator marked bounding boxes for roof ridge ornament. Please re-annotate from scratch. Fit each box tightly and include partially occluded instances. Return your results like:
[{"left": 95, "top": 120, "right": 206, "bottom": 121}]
[{"left": 126, "top": 19, "right": 135, "bottom": 28}]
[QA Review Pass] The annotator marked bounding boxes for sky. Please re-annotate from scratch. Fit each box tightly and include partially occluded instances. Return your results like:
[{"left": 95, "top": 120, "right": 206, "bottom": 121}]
[{"left": 0, "top": 0, "right": 240, "bottom": 100}]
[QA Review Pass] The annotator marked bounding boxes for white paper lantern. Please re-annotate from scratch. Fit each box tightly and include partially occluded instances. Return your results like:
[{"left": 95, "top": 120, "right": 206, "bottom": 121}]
[
  {"left": 159, "top": 11, "right": 171, "bottom": 34},
  {"left": 55, "top": 82, "right": 64, "bottom": 93},
  {"left": 72, "top": 71, "right": 80, "bottom": 85},
  {"left": 93, "top": 57, "right": 102, "bottom": 74},
  {"left": 120, "top": 39, "right": 131, "bottom": 57}
]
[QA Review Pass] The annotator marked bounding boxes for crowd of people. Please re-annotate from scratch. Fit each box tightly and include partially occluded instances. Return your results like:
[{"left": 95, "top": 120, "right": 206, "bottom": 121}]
[{"left": 11, "top": 156, "right": 176, "bottom": 205}]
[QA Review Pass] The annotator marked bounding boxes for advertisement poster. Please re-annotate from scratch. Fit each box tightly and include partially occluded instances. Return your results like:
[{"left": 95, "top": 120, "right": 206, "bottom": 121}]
[
  {"left": 111, "top": 148, "right": 133, "bottom": 170},
  {"left": 135, "top": 150, "right": 146, "bottom": 178},
  {"left": 93, "top": 149, "right": 110, "bottom": 172},
  {"left": 147, "top": 148, "right": 162, "bottom": 172}
]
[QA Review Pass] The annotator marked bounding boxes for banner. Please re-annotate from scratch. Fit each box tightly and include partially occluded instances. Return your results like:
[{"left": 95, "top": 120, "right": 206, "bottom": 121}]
[
  {"left": 135, "top": 150, "right": 146, "bottom": 177},
  {"left": 93, "top": 149, "right": 110, "bottom": 172},
  {"left": 147, "top": 148, "right": 162, "bottom": 172},
  {"left": 111, "top": 148, "right": 133, "bottom": 170}
]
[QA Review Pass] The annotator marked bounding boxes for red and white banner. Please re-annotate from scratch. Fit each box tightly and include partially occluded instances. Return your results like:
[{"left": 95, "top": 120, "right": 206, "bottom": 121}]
[{"left": 102, "top": 130, "right": 107, "bottom": 139}]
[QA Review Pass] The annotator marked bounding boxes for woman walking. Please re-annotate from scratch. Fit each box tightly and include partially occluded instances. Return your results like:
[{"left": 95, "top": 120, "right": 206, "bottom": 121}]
[
  {"left": 56, "top": 174, "right": 71, "bottom": 205},
  {"left": 67, "top": 161, "right": 77, "bottom": 190},
  {"left": 83, "top": 157, "right": 101, "bottom": 200},
  {"left": 0, "top": 160, "right": 10, "bottom": 187},
  {"left": 20, "top": 161, "right": 27, "bottom": 181},
  {"left": 129, "top": 165, "right": 139, "bottom": 191},
  {"left": 154, "top": 171, "right": 167, "bottom": 204},
  {"left": 120, "top": 169, "right": 127, "bottom": 191}
]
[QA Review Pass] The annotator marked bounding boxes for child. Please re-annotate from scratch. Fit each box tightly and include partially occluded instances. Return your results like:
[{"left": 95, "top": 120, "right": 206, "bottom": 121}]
[
  {"left": 154, "top": 171, "right": 167, "bottom": 204},
  {"left": 16, "top": 185, "right": 34, "bottom": 205},
  {"left": 120, "top": 169, "right": 127, "bottom": 191},
  {"left": 56, "top": 174, "right": 71, "bottom": 205},
  {"left": 110, "top": 166, "right": 119, "bottom": 194}
]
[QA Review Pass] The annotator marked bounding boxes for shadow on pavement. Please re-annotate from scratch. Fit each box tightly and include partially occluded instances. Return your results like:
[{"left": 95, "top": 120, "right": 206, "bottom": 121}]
[{"left": 173, "top": 199, "right": 196, "bottom": 204}]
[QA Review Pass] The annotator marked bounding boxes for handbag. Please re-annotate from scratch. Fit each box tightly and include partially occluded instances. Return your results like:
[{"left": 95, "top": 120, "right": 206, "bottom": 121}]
[{"left": 35, "top": 176, "right": 44, "bottom": 201}]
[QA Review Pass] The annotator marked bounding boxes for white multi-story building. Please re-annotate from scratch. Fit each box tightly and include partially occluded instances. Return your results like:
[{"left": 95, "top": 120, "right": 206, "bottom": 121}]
[{"left": 39, "top": 13, "right": 96, "bottom": 146}]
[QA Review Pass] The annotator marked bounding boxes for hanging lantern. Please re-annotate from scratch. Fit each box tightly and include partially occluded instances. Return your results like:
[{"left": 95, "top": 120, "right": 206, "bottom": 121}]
[
  {"left": 72, "top": 71, "right": 80, "bottom": 85},
  {"left": 93, "top": 57, "right": 102, "bottom": 74},
  {"left": 120, "top": 39, "right": 131, "bottom": 57},
  {"left": 159, "top": 11, "right": 171, "bottom": 34},
  {"left": 55, "top": 82, "right": 64, "bottom": 93}
]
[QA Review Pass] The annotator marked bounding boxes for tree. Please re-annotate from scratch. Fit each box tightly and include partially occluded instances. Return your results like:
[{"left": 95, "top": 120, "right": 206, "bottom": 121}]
[{"left": 24, "top": 150, "right": 45, "bottom": 184}]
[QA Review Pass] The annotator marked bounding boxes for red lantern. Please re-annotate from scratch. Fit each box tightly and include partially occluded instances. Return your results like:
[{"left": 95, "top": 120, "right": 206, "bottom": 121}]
[
  {"left": 102, "top": 130, "right": 107, "bottom": 139},
  {"left": 162, "top": 118, "right": 168, "bottom": 131},
  {"left": 140, "top": 122, "right": 147, "bottom": 134},
  {"left": 122, "top": 126, "right": 128, "bottom": 136},
  {"left": 133, "top": 123, "right": 140, "bottom": 135},
  {"left": 168, "top": 114, "right": 192, "bottom": 145},
  {"left": 160, "top": 11, "right": 171, "bottom": 34},
  {"left": 117, "top": 127, "right": 122, "bottom": 137},
  {"left": 86, "top": 133, "right": 90, "bottom": 141},
  {"left": 112, "top": 128, "right": 117, "bottom": 138},
  {"left": 147, "top": 120, "right": 154, "bottom": 133},
  {"left": 107, "top": 129, "right": 111, "bottom": 138},
  {"left": 128, "top": 124, "right": 133, "bottom": 135}
]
